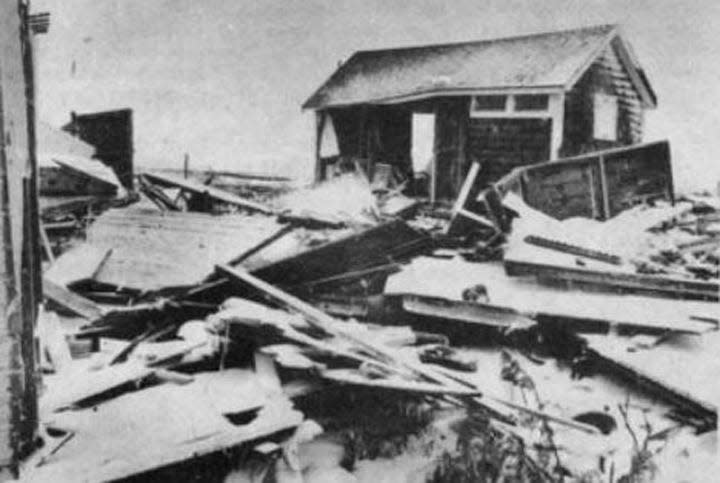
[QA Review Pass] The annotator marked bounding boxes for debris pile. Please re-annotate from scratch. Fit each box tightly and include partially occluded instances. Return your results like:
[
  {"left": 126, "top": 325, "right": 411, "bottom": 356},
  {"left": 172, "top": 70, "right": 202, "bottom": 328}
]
[{"left": 26, "top": 156, "right": 718, "bottom": 482}]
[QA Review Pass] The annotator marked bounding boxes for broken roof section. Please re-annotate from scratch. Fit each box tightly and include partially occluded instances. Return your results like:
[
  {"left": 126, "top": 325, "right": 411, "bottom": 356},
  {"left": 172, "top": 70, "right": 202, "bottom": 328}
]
[{"left": 303, "top": 24, "right": 656, "bottom": 109}]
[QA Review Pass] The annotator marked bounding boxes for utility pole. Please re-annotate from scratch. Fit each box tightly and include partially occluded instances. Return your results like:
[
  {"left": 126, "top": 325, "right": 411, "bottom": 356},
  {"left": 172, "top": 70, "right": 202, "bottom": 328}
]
[{"left": 0, "top": 0, "right": 42, "bottom": 478}]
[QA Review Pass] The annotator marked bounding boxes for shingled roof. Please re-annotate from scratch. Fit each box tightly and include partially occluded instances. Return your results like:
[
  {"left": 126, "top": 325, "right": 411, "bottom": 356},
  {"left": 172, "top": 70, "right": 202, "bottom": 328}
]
[{"left": 303, "top": 24, "right": 655, "bottom": 110}]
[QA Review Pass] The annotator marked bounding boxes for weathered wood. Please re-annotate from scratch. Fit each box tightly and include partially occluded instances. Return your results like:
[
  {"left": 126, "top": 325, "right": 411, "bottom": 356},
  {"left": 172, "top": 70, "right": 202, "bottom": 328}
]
[
  {"left": 227, "top": 224, "right": 295, "bottom": 266},
  {"left": 28, "top": 370, "right": 303, "bottom": 482},
  {"left": 143, "top": 171, "right": 275, "bottom": 214},
  {"left": 87, "top": 208, "right": 284, "bottom": 291},
  {"left": 523, "top": 235, "right": 622, "bottom": 265},
  {"left": 43, "top": 278, "right": 104, "bottom": 321},
  {"left": 0, "top": 2, "right": 41, "bottom": 472},
  {"left": 36, "top": 309, "right": 72, "bottom": 374},
  {"left": 504, "top": 258, "right": 719, "bottom": 301},
  {"left": 137, "top": 174, "right": 181, "bottom": 211},
  {"left": 217, "top": 264, "right": 475, "bottom": 392},
  {"left": 297, "top": 263, "right": 401, "bottom": 289},
  {"left": 583, "top": 334, "right": 717, "bottom": 429},
  {"left": 52, "top": 156, "right": 121, "bottom": 195},
  {"left": 386, "top": 257, "right": 717, "bottom": 335},
  {"left": 401, "top": 294, "right": 536, "bottom": 330},
  {"left": 320, "top": 368, "right": 482, "bottom": 396},
  {"left": 39, "top": 223, "right": 54, "bottom": 262},
  {"left": 488, "top": 140, "right": 673, "bottom": 221},
  {"left": 42, "top": 361, "right": 155, "bottom": 412},
  {"left": 43, "top": 243, "right": 111, "bottom": 287},
  {"left": 250, "top": 220, "right": 431, "bottom": 286}
]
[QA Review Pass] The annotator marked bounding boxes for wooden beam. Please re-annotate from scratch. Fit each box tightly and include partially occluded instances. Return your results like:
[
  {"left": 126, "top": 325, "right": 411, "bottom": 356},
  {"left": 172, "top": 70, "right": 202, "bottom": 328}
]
[
  {"left": 216, "top": 264, "right": 474, "bottom": 390},
  {"left": 142, "top": 172, "right": 275, "bottom": 215},
  {"left": 0, "top": 1, "right": 41, "bottom": 473},
  {"left": 504, "top": 259, "right": 719, "bottom": 301},
  {"left": 39, "top": 223, "right": 54, "bottom": 262},
  {"left": 226, "top": 224, "right": 295, "bottom": 267},
  {"left": 42, "top": 278, "right": 105, "bottom": 321},
  {"left": 597, "top": 155, "right": 611, "bottom": 219},
  {"left": 314, "top": 111, "right": 326, "bottom": 183},
  {"left": 548, "top": 92, "right": 565, "bottom": 160}
]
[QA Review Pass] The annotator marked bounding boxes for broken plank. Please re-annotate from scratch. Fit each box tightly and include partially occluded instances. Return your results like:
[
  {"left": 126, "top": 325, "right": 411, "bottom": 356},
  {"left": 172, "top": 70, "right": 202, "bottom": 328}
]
[
  {"left": 37, "top": 308, "right": 73, "bottom": 373},
  {"left": 40, "top": 222, "right": 55, "bottom": 262},
  {"left": 504, "top": 258, "right": 719, "bottom": 301},
  {"left": 523, "top": 235, "right": 622, "bottom": 265},
  {"left": 401, "top": 294, "right": 536, "bottom": 330},
  {"left": 42, "top": 360, "right": 156, "bottom": 412},
  {"left": 227, "top": 224, "right": 296, "bottom": 266},
  {"left": 582, "top": 333, "right": 717, "bottom": 427},
  {"left": 137, "top": 174, "right": 181, "bottom": 211},
  {"left": 143, "top": 171, "right": 276, "bottom": 214},
  {"left": 30, "top": 371, "right": 303, "bottom": 483},
  {"left": 320, "top": 368, "right": 483, "bottom": 396},
  {"left": 386, "top": 257, "right": 716, "bottom": 335},
  {"left": 43, "top": 278, "right": 104, "bottom": 321},
  {"left": 216, "top": 264, "right": 476, "bottom": 393},
  {"left": 44, "top": 243, "right": 112, "bottom": 287},
  {"left": 297, "top": 263, "right": 401, "bottom": 289},
  {"left": 250, "top": 219, "right": 431, "bottom": 286}
]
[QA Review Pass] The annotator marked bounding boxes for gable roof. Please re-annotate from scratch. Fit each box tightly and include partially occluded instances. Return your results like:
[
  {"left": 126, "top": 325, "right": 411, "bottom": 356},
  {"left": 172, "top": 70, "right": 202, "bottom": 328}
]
[{"left": 303, "top": 24, "right": 656, "bottom": 110}]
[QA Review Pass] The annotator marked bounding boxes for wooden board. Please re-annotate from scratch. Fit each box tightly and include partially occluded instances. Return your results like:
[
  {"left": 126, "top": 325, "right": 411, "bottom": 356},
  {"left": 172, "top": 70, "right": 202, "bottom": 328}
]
[
  {"left": 143, "top": 171, "right": 275, "bottom": 214},
  {"left": 28, "top": 370, "right": 302, "bottom": 482},
  {"left": 52, "top": 156, "right": 122, "bottom": 194},
  {"left": 249, "top": 220, "right": 431, "bottom": 286},
  {"left": 43, "top": 243, "right": 111, "bottom": 287},
  {"left": 321, "top": 368, "right": 483, "bottom": 396},
  {"left": 86, "top": 208, "right": 284, "bottom": 291},
  {"left": 504, "top": 258, "right": 718, "bottom": 302},
  {"left": 487, "top": 140, "right": 673, "bottom": 221},
  {"left": 43, "top": 278, "right": 105, "bottom": 321},
  {"left": 583, "top": 333, "right": 718, "bottom": 424},
  {"left": 401, "top": 294, "right": 536, "bottom": 330},
  {"left": 385, "top": 257, "right": 717, "bottom": 334}
]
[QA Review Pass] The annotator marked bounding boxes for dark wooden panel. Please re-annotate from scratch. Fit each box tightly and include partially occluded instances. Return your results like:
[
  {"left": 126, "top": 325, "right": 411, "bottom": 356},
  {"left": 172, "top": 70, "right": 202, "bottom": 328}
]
[
  {"left": 63, "top": 109, "right": 134, "bottom": 190},
  {"left": 522, "top": 160, "right": 603, "bottom": 220},
  {"left": 253, "top": 220, "right": 431, "bottom": 286},
  {"left": 517, "top": 140, "right": 672, "bottom": 220},
  {"left": 467, "top": 118, "right": 551, "bottom": 183},
  {"left": 603, "top": 141, "right": 673, "bottom": 216}
]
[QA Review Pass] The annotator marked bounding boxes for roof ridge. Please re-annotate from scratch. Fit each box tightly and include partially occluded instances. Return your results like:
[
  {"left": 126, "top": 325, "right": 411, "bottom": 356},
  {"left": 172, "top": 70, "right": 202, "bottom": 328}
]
[{"left": 354, "top": 23, "right": 617, "bottom": 56}]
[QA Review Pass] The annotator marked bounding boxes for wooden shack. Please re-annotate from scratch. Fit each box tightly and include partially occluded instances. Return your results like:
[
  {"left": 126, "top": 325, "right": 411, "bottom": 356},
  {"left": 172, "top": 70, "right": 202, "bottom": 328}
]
[{"left": 303, "top": 24, "right": 657, "bottom": 200}]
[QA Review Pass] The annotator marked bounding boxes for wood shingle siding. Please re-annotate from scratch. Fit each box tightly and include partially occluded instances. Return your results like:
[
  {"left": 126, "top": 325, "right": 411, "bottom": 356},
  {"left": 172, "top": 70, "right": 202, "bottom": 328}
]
[{"left": 468, "top": 118, "right": 551, "bottom": 183}]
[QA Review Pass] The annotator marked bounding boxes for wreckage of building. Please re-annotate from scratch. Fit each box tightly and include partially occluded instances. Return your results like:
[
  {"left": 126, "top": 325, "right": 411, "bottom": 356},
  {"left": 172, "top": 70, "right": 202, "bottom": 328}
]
[
  {"left": 0, "top": 8, "right": 717, "bottom": 482},
  {"left": 305, "top": 24, "right": 657, "bottom": 202}
]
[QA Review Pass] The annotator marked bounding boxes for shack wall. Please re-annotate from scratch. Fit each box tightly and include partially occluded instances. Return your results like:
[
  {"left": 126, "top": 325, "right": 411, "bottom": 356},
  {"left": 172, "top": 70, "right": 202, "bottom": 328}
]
[
  {"left": 433, "top": 98, "right": 469, "bottom": 200},
  {"left": 561, "top": 41, "right": 644, "bottom": 157},
  {"left": 64, "top": 109, "right": 134, "bottom": 190},
  {"left": 467, "top": 117, "right": 551, "bottom": 184}
]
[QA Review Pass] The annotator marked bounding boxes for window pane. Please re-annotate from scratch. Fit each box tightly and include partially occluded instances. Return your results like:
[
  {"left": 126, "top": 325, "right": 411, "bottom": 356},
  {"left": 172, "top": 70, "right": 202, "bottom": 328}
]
[
  {"left": 515, "top": 94, "right": 548, "bottom": 111},
  {"left": 473, "top": 95, "right": 506, "bottom": 111}
]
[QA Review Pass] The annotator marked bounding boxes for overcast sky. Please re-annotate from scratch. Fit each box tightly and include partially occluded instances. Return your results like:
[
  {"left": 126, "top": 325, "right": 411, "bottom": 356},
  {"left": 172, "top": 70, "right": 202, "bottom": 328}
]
[{"left": 33, "top": 0, "right": 720, "bottom": 191}]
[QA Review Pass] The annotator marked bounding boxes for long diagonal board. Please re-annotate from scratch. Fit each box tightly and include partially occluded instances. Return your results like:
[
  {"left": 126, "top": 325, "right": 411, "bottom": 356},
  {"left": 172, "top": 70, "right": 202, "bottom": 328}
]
[{"left": 143, "top": 171, "right": 276, "bottom": 215}]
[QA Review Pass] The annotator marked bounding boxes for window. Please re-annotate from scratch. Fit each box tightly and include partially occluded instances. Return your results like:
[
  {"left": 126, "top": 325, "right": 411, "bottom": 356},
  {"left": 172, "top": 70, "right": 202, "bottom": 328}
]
[
  {"left": 515, "top": 94, "right": 549, "bottom": 111},
  {"left": 471, "top": 95, "right": 507, "bottom": 111},
  {"left": 593, "top": 93, "right": 618, "bottom": 141}
]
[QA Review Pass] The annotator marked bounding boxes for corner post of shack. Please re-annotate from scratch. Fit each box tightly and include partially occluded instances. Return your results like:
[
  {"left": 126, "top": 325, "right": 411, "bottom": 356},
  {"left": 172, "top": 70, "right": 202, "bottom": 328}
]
[{"left": 0, "top": 0, "right": 42, "bottom": 478}]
